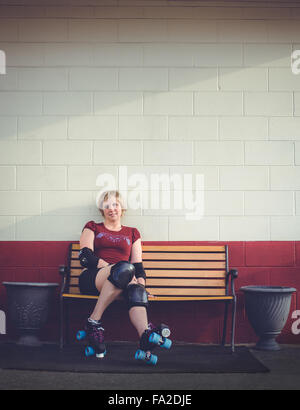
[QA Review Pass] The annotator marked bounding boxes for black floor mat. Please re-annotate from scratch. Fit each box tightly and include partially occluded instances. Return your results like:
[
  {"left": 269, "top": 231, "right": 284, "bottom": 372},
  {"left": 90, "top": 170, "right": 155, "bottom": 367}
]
[{"left": 0, "top": 342, "right": 269, "bottom": 374}]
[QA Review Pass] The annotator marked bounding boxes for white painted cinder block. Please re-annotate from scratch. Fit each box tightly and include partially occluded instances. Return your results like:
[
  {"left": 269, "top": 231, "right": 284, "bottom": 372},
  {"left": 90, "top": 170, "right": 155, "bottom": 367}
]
[
  {"left": 219, "top": 68, "right": 268, "bottom": 91},
  {"left": 43, "top": 141, "right": 93, "bottom": 165},
  {"left": 93, "top": 141, "right": 142, "bottom": 165},
  {"left": 269, "top": 118, "right": 300, "bottom": 140},
  {"left": 18, "top": 116, "right": 68, "bottom": 140},
  {"left": 43, "top": 92, "right": 92, "bottom": 116},
  {"left": 219, "top": 117, "right": 268, "bottom": 140},
  {"left": 245, "top": 191, "right": 294, "bottom": 216},
  {"left": 271, "top": 217, "right": 300, "bottom": 241},
  {"left": 195, "top": 92, "right": 243, "bottom": 116},
  {"left": 270, "top": 167, "right": 300, "bottom": 190},
  {"left": 41, "top": 191, "right": 96, "bottom": 216},
  {"left": 220, "top": 166, "right": 269, "bottom": 190},
  {"left": 119, "top": 68, "right": 168, "bottom": 91},
  {"left": 68, "top": 116, "right": 117, "bottom": 140},
  {"left": 0, "top": 167, "right": 16, "bottom": 190},
  {"left": 69, "top": 68, "right": 118, "bottom": 91},
  {"left": 68, "top": 166, "right": 118, "bottom": 190},
  {"left": 19, "top": 18, "right": 68, "bottom": 42},
  {"left": 0, "top": 3, "right": 299, "bottom": 240},
  {"left": 0, "top": 191, "right": 40, "bottom": 216},
  {"left": 0, "top": 142, "right": 41, "bottom": 165},
  {"left": 0, "top": 216, "right": 15, "bottom": 240},
  {"left": 243, "top": 44, "right": 291, "bottom": 67},
  {"left": 144, "top": 92, "right": 193, "bottom": 115},
  {"left": 169, "top": 216, "right": 219, "bottom": 241},
  {"left": 119, "top": 116, "right": 167, "bottom": 140},
  {"left": 245, "top": 142, "right": 294, "bottom": 166},
  {"left": 0, "top": 92, "right": 42, "bottom": 115},
  {"left": 18, "top": 68, "right": 68, "bottom": 91},
  {"left": 244, "top": 92, "right": 293, "bottom": 116},
  {"left": 0, "top": 117, "right": 17, "bottom": 140},
  {"left": 220, "top": 217, "right": 270, "bottom": 241},
  {"left": 144, "top": 141, "right": 193, "bottom": 165},
  {"left": 17, "top": 166, "right": 67, "bottom": 191},
  {"left": 169, "top": 117, "right": 218, "bottom": 141},
  {"left": 194, "top": 142, "right": 244, "bottom": 165},
  {"left": 94, "top": 92, "right": 143, "bottom": 115}
]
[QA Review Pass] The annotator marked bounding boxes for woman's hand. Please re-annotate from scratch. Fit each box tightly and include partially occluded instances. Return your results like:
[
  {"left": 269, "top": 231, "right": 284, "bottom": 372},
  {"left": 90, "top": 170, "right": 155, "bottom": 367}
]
[{"left": 136, "top": 277, "right": 145, "bottom": 286}]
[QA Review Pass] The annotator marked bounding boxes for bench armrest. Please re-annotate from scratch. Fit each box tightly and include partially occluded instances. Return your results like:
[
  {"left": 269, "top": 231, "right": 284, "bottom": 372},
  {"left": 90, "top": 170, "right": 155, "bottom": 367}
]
[
  {"left": 228, "top": 269, "right": 238, "bottom": 297},
  {"left": 229, "top": 269, "right": 238, "bottom": 279},
  {"left": 59, "top": 265, "right": 70, "bottom": 296},
  {"left": 59, "top": 265, "right": 69, "bottom": 276}
]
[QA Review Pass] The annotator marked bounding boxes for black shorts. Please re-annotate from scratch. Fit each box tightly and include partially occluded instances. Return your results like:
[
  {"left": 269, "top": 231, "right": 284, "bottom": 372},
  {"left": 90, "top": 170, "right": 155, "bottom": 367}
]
[{"left": 79, "top": 268, "right": 100, "bottom": 296}]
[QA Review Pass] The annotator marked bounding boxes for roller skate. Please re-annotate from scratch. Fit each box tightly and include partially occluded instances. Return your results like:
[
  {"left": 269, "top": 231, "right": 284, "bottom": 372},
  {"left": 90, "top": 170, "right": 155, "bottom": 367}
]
[
  {"left": 135, "top": 323, "right": 172, "bottom": 366},
  {"left": 76, "top": 318, "right": 106, "bottom": 359}
]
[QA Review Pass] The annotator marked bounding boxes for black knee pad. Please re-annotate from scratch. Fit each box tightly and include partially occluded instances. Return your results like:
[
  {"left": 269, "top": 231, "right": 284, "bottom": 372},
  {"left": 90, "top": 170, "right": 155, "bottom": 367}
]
[
  {"left": 126, "top": 283, "right": 148, "bottom": 310},
  {"left": 107, "top": 261, "right": 135, "bottom": 289}
]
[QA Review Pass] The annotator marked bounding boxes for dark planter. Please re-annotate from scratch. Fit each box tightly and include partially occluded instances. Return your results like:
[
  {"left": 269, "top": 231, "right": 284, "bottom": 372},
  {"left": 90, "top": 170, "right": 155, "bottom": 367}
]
[
  {"left": 241, "top": 286, "right": 296, "bottom": 351},
  {"left": 3, "top": 282, "right": 58, "bottom": 347}
]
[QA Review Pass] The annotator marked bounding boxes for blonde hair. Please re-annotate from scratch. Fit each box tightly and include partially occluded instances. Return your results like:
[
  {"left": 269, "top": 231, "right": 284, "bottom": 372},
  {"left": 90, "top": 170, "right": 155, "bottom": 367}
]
[{"left": 97, "top": 190, "right": 126, "bottom": 217}]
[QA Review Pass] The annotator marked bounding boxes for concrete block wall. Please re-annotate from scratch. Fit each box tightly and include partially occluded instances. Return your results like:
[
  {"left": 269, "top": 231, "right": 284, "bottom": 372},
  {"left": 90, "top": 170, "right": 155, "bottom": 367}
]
[{"left": 0, "top": 0, "right": 300, "bottom": 241}]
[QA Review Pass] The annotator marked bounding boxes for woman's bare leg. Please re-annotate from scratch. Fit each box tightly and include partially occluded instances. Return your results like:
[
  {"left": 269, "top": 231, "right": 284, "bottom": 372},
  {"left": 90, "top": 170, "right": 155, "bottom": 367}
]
[
  {"left": 129, "top": 306, "right": 149, "bottom": 338},
  {"left": 89, "top": 265, "right": 123, "bottom": 321},
  {"left": 89, "top": 267, "right": 148, "bottom": 338}
]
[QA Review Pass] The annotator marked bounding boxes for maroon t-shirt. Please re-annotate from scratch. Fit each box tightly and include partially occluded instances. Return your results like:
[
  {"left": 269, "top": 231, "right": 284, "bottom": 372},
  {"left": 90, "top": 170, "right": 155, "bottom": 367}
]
[{"left": 83, "top": 221, "right": 141, "bottom": 264}]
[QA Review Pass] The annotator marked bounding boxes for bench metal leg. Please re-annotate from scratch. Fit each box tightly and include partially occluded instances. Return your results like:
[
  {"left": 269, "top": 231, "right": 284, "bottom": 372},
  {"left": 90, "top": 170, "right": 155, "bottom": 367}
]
[
  {"left": 65, "top": 299, "right": 70, "bottom": 346},
  {"left": 231, "top": 296, "right": 237, "bottom": 353},
  {"left": 59, "top": 297, "right": 64, "bottom": 349},
  {"left": 222, "top": 301, "right": 229, "bottom": 346},
  {"left": 60, "top": 297, "right": 70, "bottom": 349}
]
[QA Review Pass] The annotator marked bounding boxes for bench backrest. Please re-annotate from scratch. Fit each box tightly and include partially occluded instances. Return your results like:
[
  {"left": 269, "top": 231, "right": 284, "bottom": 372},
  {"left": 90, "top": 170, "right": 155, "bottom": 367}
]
[{"left": 66, "top": 243, "right": 229, "bottom": 299}]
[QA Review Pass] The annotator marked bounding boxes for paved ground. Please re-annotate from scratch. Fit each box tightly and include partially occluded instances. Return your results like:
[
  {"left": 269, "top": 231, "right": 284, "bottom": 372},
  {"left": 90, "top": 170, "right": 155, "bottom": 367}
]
[{"left": 0, "top": 344, "right": 300, "bottom": 390}]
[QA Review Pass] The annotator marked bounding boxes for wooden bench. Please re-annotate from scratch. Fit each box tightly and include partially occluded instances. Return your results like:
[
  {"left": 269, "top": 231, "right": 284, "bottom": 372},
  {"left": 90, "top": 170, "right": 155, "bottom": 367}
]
[{"left": 59, "top": 243, "right": 238, "bottom": 352}]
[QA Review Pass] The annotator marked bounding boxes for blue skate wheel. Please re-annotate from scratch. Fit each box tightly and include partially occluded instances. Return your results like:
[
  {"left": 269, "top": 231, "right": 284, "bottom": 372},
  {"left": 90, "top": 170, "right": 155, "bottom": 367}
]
[
  {"left": 149, "top": 332, "right": 161, "bottom": 345},
  {"left": 135, "top": 349, "right": 146, "bottom": 361},
  {"left": 149, "top": 354, "right": 158, "bottom": 366},
  {"left": 76, "top": 330, "right": 86, "bottom": 341},
  {"left": 96, "top": 350, "right": 106, "bottom": 359},
  {"left": 161, "top": 338, "right": 172, "bottom": 349},
  {"left": 85, "top": 346, "right": 95, "bottom": 357}
]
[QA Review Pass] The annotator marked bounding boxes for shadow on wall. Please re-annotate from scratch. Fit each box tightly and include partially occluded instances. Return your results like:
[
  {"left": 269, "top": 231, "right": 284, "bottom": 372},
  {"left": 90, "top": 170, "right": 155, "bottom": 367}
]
[
  {"left": 0, "top": 9, "right": 299, "bottom": 242},
  {"left": 0, "top": 12, "right": 297, "bottom": 139}
]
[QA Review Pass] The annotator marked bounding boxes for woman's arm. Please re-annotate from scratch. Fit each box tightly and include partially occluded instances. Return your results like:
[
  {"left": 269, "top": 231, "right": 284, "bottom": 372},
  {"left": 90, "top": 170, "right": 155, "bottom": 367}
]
[
  {"left": 130, "top": 238, "right": 145, "bottom": 286},
  {"left": 80, "top": 228, "right": 109, "bottom": 269}
]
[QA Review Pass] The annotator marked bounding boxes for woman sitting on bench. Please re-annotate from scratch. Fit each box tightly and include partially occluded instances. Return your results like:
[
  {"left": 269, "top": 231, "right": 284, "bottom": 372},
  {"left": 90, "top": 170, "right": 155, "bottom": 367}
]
[{"left": 78, "top": 190, "right": 169, "bottom": 360}]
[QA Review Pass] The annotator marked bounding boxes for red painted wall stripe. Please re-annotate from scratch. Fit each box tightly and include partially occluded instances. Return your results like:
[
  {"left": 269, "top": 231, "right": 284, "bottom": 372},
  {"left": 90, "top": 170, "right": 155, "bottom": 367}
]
[{"left": 0, "top": 241, "right": 299, "bottom": 345}]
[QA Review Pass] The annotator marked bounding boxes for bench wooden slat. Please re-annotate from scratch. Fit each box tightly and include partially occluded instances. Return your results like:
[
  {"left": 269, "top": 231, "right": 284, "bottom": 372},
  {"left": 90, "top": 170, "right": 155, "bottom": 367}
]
[
  {"left": 68, "top": 286, "right": 80, "bottom": 294},
  {"left": 146, "top": 278, "right": 225, "bottom": 287},
  {"left": 146, "top": 287, "right": 226, "bottom": 296},
  {"left": 69, "top": 268, "right": 227, "bottom": 278},
  {"left": 65, "top": 287, "right": 228, "bottom": 300},
  {"left": 62, "top": 293, "right": 233, "bottom": 301},
  {"left": 70, "top": 260, "right": 227, "bottom": 269},
  {"left": 145, "top": 270, "right": 226, "bottom": 278},
  {"left": 71, "top": 244, "right": 226, "bottom": 253},
  {"left": 143, "top": 260, "right": 226, "bottom": 269},
  {"left": 70, "top": 268, "right": 84, "bottom": 277},
  {"left": 71, "top": 251, "right": 226, "bottom": 261},
  {"left": 69, "top": 277, "right": 225, "bottom": 286},
  {"left": 142, "top": 252, "right": 225, "bottom": 261},
  {"left": 143, "top": 245, "right": 226, "bottom": 252},
  {"left": 148, "top": 296, "right": 233, "bottom": 301}
]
